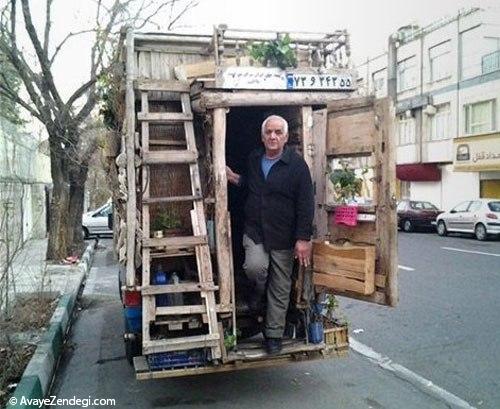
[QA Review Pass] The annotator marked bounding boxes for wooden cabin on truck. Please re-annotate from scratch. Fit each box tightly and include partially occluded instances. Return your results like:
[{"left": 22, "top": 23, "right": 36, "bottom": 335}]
[{"left": 109, "top": 25, "right": 398, "bottom": 380}]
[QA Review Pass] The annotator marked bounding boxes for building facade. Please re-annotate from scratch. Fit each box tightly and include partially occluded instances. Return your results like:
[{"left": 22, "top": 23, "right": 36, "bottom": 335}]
[{"left": 357, "top": 7, "right": 500, "bottom": 210}]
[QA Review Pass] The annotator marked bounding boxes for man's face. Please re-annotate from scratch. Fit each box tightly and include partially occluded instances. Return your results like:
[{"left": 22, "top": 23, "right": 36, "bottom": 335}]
[{"left": 262, "top": 118, "right": 288, "bottom": 155}]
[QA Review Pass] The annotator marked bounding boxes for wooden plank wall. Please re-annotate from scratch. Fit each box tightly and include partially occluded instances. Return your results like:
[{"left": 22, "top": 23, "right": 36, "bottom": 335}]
[{"left": 323, "top": 98, "right": 397, "bottom": 306}]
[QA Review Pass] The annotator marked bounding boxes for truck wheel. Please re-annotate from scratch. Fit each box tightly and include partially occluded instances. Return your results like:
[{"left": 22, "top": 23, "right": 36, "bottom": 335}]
[
  {"left": 475, "top": 223, "right": 487, "bottom": 241},
  {"left": 437, "top": 221, "right": 447, "bottom": 236},
  {"left": 402, "top": 219, "right": 413, "bottom": 232},
  {"left": 124, "top": 335, "right": 141, "bottom": 366}
]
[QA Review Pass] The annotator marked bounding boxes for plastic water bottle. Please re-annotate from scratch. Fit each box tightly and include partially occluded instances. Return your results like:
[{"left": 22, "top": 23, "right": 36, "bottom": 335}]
[
  {"left": 171, "top": 272, "right": 183, "bottom": 306},
  {"left": 154, "top": 264, "right": 170, "bottom": 306}
]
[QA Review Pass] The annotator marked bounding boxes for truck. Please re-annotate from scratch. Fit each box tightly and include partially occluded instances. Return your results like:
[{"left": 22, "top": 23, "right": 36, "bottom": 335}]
[{"left": 109, "top": 25, "right": 398, "bottom": 380}]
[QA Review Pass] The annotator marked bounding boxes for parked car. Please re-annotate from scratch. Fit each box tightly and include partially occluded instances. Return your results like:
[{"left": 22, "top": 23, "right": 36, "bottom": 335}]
[
  {"left": 82, "top": 201, "right": 113, "bottom": 238},
  {"left": 397, "top": 200, "right": 443, "bottom": 232},
  {"left": 436, "top": 199, "right": 500, "bottom": 241}
]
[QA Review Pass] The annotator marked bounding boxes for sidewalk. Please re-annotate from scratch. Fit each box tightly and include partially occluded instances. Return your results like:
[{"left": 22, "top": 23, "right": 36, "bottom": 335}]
[{"left": 10, "top": 238, "right": 92, "bottom": 298}]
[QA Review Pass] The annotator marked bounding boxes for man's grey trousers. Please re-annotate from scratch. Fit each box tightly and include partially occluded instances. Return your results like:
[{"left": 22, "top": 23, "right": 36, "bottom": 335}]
[{"left": 242, "top": 234, "right": 294, "bottom": 338}]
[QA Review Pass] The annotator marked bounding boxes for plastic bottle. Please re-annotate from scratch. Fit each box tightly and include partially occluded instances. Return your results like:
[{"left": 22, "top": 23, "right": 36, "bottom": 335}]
[
  {"left": 170, "top": 272, "right": 184, "bottom": 306},
  {"left": 154, "top": 263, "right": 170, "bottom": 306}
]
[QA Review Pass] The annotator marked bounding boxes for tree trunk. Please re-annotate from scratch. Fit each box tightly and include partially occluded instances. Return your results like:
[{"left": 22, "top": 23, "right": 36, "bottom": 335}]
[
  {"left": 67, "top": 165, "right": 88, "bottom": 255},
  {"left": 46, "top": 142, "right": 71, "bottom": 261}
]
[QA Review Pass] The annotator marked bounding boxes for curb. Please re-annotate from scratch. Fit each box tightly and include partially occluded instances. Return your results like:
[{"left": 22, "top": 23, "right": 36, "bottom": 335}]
[{"left": 7, "top": 240, "right": 97, "bottom": 409}]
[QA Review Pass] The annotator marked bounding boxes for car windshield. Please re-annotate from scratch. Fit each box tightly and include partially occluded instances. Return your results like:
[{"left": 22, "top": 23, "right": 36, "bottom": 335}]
[
  {"left": 488, "top": 201, "right": 500, "bottom": 212},
  {"left": 410, "top": 201, "right": 437, "bottom": 210}
]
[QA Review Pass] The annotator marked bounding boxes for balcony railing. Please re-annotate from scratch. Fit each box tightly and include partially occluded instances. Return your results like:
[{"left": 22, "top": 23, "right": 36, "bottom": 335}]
[{"left": 482, "top": 50, "right": 500, "bottom": 75}]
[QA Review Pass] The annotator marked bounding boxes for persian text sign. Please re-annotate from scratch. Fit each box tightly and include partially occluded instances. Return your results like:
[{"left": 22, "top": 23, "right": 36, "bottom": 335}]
[
  {"left": 216, "top": 67, "right": 354, "bottom": 90},
  {"left": 453, "top": 132, "right": 500, "bottom": 171}
]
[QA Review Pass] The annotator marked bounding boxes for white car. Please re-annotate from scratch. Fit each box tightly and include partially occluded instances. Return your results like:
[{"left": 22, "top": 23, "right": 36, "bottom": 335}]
[
  {"left": 436, "top": 198, "right": 500, "bottom": 241},
  {"left": 82, "top": 202, "right": 113, "bottom": 238}
]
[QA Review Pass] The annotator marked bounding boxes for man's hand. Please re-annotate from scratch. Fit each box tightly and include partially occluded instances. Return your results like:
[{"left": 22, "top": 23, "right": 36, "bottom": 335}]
[
  {"left": 294, "top": 239, "right": 312, "bottom": 267},
  {"left": 226, "top": 166, "right": 241, "bottom": 186}
]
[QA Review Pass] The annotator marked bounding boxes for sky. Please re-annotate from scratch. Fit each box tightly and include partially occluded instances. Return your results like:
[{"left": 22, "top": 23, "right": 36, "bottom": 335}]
[{"left": 17, "top": 0, "right": 500, "bottom": 133}]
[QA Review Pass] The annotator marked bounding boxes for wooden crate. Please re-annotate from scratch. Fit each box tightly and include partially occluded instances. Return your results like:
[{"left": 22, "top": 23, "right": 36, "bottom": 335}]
[
  {"left": 324, "top": 325, "right": 349, "bottom": 350},
  {"left": 312, "top": 241, "right": 376, "bottom": 295}
]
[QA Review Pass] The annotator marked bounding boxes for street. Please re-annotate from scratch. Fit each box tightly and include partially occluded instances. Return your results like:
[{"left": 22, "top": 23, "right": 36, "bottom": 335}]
[{"left": 51, "top": 234, "right": 500, "bottom": 409}]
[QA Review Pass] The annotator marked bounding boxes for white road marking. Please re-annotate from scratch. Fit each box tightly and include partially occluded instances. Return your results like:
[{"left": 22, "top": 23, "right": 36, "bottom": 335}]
[
  {"left": 398, "top": 265, "right": 415, "bottom": 271},
  {"left": 350, "top": 337, "right": 477, "bottom": 409},
  {"left": 441, "top": 247, "right": 500, "bottom": 257}
]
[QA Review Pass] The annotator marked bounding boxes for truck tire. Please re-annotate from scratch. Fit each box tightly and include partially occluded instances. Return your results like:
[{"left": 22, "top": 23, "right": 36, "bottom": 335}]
[{"left": 124, "top": 335, "right": 141, "bottom": 365}]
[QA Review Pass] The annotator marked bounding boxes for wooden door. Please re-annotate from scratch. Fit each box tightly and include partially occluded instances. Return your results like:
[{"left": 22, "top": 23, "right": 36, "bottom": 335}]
[{"left": 305, "top": 97, "right": 398, "bottom": 307}]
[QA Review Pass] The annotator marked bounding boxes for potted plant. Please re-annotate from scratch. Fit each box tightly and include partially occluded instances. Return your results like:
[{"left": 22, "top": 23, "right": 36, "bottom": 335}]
[
  {"left": 321, "top": 294, "right": 349, "bottom": 349},
  {"left": 248, "top": 34, "right": 298, "bottom": 69},
  {"left": 151, "top": 209, "right": 183, "bottom": 238},
  {"left": 329, "top": 162, "right": 368, "bottom": 227},
  {"left": 329, "top": 162, "right": 364, "bottom": 205}
]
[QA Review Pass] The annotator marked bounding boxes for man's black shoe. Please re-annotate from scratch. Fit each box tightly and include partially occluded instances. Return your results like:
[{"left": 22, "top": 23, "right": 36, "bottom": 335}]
[{"left": 265, "top": 337, "right": 282, "bottom": 355}]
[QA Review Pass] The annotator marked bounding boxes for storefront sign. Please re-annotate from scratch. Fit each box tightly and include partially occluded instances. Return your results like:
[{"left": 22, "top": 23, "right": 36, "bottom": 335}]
[
  {"left": 216, "top": 67, "right": 354, "bottom": 91},
  {"left": 454, "top": 132, "right": 500, "bottom": 171},
  {"left": 396, "top": 95, "right": 430, "bottom": 114}
]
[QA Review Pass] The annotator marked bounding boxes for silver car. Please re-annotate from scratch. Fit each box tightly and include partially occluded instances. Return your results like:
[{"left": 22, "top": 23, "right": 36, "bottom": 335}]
[
  {"left": 436, "top": 199, "right": 500, "bottom": 241},
  {"left": 82, "top": 202, "right": 113, "bottom": 238}
]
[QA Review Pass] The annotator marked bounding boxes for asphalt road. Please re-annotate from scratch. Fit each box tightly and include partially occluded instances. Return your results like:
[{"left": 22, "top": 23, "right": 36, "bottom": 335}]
[{"left": 51, "top": 234, "right": 500, "bottom": 409}]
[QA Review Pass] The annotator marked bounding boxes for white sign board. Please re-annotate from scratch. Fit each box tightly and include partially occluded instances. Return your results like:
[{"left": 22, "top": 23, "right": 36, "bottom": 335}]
[{"left": 216, "top": 67, "right": 354, "bottom": 91}]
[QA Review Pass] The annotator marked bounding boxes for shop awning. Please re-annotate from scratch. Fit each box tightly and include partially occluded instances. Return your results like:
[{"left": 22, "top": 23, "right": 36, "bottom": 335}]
[{"left": 396, "top": 163, "right": 441, "bottom": 181}]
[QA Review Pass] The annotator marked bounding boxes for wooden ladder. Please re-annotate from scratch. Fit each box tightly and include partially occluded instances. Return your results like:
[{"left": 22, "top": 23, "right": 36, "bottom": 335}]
[{"left": 137, "top": 79, "right": 221, "bottom": 359}]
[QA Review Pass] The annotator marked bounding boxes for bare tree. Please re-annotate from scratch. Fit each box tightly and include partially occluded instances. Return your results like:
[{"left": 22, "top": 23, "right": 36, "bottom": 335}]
[{"left": 0, "top": 0, "right": 198, "bottom": 260}]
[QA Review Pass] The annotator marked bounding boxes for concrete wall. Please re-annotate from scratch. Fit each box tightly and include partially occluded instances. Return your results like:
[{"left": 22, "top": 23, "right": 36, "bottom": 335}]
[{"left": 0, "top": 120, "right": 51, "bottom": 245}]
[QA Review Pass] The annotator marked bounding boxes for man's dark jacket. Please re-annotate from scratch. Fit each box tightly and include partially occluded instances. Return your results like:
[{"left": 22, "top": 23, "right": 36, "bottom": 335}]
[{"left": 243, "top": 146, "right": 314, "bottom": 250}]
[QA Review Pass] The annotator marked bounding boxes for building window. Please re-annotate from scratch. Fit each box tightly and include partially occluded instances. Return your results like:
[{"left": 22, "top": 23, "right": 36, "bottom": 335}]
[
  {"left": 430, "top": 104, "right": 450, "bottom": 141},
  {"left": 372, "top": 68, "right": 387, "bottom": 98},
  {"left": 482, "top": 37, "right": 500, "bottom": 74},
  {"left": 400, "top": 181, "right": 411, "bottom": 200},
  {"left": 398, "top": 115, "right": 416, "bottom": 145},
  {"left": 429, "top": 41, "right": 451, "bottom": 82},
  {"left": 460, "top": 27, "right": 481, "bottom": 80},
  {"left": 397, "top": 56, "right": 417, "bottom": 92},
  {"left": 464, "top": 100, "right": 495, "bottom": 135}
]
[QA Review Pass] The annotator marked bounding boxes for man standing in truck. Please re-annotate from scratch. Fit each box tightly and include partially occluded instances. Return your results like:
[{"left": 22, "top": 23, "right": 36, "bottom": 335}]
[{"left": 226, "top": 115, "right": 314, "bottom": 354}]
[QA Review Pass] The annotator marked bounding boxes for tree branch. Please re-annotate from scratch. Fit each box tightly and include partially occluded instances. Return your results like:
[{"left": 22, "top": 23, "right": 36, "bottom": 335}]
[
  {"left": 43, "top": 0, "right": 53, "bottom": 57},
  {"left": 167, "top": 0, "right": 198, "bottom": 30},
  {"left": 49, "top": 29, "right": 96, "bottom": 66},
  {"left": 20, "top": 0, "right": 64, "bottom": 111},
  {"left": 69, "top": 77, "right": 98, "bottom": 105},
  {"left": 135, "top": 0, "right": 177, "bottom": 30},
  {"left": 0, "top": 37, "right": 52, "bottom": 126},
  {"left": 0, "top": 78, "right": 42, "bottom": 121}
]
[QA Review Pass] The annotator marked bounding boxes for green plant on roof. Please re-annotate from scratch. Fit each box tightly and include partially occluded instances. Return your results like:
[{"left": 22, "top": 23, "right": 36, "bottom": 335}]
[{"left": 248, "top": 34, "right": 297, "bottom": 70}]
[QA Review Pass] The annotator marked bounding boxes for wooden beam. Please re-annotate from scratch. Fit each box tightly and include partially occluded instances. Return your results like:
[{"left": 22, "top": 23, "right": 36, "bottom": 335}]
[
  {"left": 312, "top": 109, "right": 328, "bottom": 239},
  {"left": 142, "top": 150, "right": 198, "bottom": 164},
  {"left": 141, "top": 282, "right": 219, "bottom": 295},
  {"left": 125, "top": 27, "right": 136, "bottom": 288},
  {"left": 327, "top": 96, "right": 375, "bottom": 113},
  {"left": 137, "top": 112, "right": 193, "bottom": 123},
  {"left": 142, "top": 195, "right": 202, "bottom": 204},
  {"left": 134, "top": 78, "right": 190, "bottom": 92},
  {"left": 212, "top": 107, "right": 232, "bottom": 307},
  {"left": 375, "top": 98, "right": 398, "bottom": 306},
  {"left": 142, "top": 235, "right": 208, "bottom": 249},
  {"left": 192, "top": 91, "right": 356, "bottom": 112},
  {"left": 143, "top": 334, "right": 220, "bottom": 354}
]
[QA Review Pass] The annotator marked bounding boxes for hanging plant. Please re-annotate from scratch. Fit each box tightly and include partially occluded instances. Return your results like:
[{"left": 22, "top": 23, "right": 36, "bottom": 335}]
[{"left": 248, "top": 34, "right": 297, "bottom": 69}]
